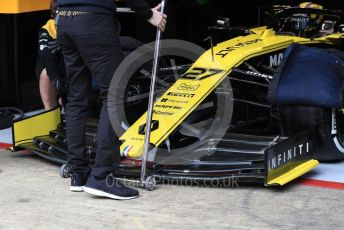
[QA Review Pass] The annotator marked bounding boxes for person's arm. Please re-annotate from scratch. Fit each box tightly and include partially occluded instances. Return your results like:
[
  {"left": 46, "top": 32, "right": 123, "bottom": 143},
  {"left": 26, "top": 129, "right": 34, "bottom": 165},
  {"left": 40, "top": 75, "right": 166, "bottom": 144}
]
[
  {"left": 37, "top": 28, "right": 62, "bottom": 84},
  {"left": 124, "top": 0, "right": 167, "bottom": 31},
  {"left": 37, "top": 28, "right": 51, "bottom": 69},
  {"left": 45, "top": 48, "right": 62, "bottom": 83},
  {"left": 124, "top": 0, "right": 153, "bottom": 20}
]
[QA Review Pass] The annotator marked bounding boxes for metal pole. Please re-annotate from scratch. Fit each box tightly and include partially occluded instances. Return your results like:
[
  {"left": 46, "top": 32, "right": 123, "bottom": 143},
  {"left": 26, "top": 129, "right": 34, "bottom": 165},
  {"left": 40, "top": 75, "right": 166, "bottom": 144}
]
[{"left": 140, "top": 0, "right": 166, "bottom": 186}]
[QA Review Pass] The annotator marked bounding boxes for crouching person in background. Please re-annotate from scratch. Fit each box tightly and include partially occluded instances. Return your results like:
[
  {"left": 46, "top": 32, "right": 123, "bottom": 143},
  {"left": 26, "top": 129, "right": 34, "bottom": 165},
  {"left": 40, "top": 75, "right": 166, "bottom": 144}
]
[{"left": 36, "top": 0, "right": 65, "bottom": 110}]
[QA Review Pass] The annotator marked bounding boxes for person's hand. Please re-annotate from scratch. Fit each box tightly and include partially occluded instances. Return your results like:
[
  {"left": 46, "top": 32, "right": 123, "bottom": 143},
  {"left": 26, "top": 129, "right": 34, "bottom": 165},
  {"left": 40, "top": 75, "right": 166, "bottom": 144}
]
[
  {"left": 148, "top": 4, "right": 167, "bottom": 32},
  {"left": 53, "top": 77, "right": 66, "bottom": 95}
]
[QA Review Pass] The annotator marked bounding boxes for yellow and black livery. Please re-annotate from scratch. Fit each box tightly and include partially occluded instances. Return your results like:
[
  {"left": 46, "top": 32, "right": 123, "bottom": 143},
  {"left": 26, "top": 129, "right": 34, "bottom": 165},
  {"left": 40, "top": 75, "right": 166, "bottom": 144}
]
[{"left": 12, "top": 3, "right": 344, "bottom": 186}]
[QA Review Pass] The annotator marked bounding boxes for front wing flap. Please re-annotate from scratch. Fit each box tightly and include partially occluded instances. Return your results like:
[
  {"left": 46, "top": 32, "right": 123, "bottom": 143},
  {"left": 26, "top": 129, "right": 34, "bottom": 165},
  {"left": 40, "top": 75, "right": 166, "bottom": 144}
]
[
  {"left": 264, "top": 132, "right": 319, "bottom": 186},
  {"left": 11, "top": 107, "right": 61, "bottom": 151}
]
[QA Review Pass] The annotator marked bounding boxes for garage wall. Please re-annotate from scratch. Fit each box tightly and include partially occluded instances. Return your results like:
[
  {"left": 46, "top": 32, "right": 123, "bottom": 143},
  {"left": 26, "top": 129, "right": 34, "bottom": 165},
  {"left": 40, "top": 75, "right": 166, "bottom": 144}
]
[{"left": 0, "top": 0, "right": 340, "bottom": 110}]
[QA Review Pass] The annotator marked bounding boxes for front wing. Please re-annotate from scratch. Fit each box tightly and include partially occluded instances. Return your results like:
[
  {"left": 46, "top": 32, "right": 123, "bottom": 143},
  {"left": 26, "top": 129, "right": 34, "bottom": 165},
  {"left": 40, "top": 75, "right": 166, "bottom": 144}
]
[{"left": 11, "top": 109, "right": 318, "bottom": 186}]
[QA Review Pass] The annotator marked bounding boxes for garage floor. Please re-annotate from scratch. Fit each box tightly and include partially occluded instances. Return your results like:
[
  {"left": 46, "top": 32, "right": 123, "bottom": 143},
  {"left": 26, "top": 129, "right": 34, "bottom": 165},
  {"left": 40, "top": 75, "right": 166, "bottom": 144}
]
[
  {"left": 1, "top": 109, "right": 344, "bottom": 229},
  {"left": 0, "top": 149, "right": 343, "bottom": 230}
]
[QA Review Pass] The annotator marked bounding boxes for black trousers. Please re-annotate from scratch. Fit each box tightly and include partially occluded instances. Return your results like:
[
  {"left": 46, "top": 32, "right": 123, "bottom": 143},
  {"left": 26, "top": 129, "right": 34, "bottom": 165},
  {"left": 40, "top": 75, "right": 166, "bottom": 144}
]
[{"left": 57, "top": 13, "right": 124, "bottom": 178}]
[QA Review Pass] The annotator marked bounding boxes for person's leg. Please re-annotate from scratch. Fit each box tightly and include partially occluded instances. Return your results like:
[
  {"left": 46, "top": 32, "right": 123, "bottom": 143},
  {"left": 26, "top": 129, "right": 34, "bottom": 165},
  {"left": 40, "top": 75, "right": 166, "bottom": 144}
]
[
  {"left": 72, "top": 14, "right": 123, "bottom": 178},
  {"left": 68, "top": 14, "right": 138, "bottom": 199},
  {"left": 57, "top": 17, "right": 91, "bottom": 179},
  {"left": 58, "top": 14, "right": 138, "bottom": 199},
  {"left": 39, "top": 68, "right": 58, "bottom": 110}
]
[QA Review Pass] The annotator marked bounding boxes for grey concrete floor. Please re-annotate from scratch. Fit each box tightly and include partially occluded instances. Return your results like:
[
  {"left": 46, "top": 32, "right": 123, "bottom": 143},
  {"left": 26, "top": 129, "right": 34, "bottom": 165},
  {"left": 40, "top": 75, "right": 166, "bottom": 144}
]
[{"left": 0, "top": 150, "right": 343, "bottom": 230}]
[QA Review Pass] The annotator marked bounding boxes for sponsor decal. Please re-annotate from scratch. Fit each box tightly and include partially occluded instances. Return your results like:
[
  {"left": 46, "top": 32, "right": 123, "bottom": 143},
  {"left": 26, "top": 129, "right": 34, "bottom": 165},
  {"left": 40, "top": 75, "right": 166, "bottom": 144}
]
[
  {"left": 40, "top": 45, "right": 48, "bottom": 50},
  {"left": 167, "top": 92, "right": 195, "bottom": 98},
  {"left": 155, "top": 104, "right": 182, "bottom": 110},
  {"left": 216, "top": 39, "right": 262, "bottom": 58},
  {"left": 290, "top": 14, "right": 309, "bottom": 23},
  {"left": 138, "top": 120, "right": 159, "bottom": 135},
  {"left": 120, "top": 158, "right": 154, "bottom": 168},
  {"left": 129, "top": 137, "right": 144, "bottom": 141},
  {"left": 160, "top": 98, "right": 188, "bottom": 104},
  {"left": 177, "top": 83, "right": 200, "bottom": 91},
  {"left": 331, "top": 110, "right": 336, "bottom": 135},
  {"left": 268, "top": 142, "right": 310, "bottom": 170},
  {"left": 153, "top": 110, "right": 174, "bottom": 116},
  {"left": 269, "top": 53, "right": 284, "bottom": 67}
]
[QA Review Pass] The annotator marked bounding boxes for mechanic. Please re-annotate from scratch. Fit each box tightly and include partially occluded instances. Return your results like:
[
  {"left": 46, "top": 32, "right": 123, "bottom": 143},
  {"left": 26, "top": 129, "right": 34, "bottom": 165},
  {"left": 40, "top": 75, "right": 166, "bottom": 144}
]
[
  {"left": 56, "top": 0, "right": 167, "bottom": 200},
  {"left": 36, "top": 0, "right": 65, "bottom": 110}
]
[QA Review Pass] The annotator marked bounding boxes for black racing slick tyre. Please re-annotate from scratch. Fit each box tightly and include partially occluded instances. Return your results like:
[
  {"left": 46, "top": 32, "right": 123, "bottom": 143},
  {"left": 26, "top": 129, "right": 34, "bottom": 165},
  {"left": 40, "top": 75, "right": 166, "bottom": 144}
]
[
  {"left": 280, "top": 106, "right": 344, "bottom": 162},
  {"left": 317, "top": 108, "right": 344, "bottom": 161}
]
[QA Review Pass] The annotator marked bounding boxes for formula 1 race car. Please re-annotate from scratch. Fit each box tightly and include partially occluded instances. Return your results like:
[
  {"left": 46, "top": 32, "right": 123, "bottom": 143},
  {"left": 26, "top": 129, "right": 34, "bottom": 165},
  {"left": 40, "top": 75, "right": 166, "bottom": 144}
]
[{"left": 11, "top": 3, "right": 344, "bottom": 188}]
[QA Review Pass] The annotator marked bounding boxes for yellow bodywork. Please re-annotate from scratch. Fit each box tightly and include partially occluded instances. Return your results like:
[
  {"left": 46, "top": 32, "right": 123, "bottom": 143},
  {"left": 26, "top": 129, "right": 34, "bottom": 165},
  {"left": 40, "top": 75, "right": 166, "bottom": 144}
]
[
  {"left": 267, "top": 159, "right": 319, "bottom": 186},
  {"left": 299, "top": 2, "right": 323, "bottom": 9},
  {"left": 0, "top": 0, "right": 50, "bottom": 14},
  {"left": 120, "top": 28, "right": 344, "bottom": 158},
  {"left": 12, "top": 107, "right": 60, "bottom": 150}
]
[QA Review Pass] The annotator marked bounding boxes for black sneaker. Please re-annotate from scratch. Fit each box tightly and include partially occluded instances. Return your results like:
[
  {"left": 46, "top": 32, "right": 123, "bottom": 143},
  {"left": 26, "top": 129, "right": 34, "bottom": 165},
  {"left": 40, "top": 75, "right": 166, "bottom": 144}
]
[
  {"left": 70, "top": 173, "right": 88, "bottom": 192},
  {"left": 84, "top": 173, "right": 139, "bottom": 200}
]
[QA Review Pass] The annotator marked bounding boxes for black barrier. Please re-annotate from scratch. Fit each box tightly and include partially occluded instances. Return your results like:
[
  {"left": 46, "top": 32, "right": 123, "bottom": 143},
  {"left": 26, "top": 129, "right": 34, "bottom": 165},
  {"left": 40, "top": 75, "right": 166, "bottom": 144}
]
[{"left": 0, "top": 11, "right": 50, "bottom": 109}]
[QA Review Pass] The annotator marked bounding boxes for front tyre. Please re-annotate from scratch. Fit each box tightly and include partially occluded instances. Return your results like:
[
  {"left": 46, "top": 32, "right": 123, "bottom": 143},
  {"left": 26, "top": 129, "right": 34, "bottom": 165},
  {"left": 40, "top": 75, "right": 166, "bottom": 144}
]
[
  {"left": 280, "top": 106, "right": 344, "bottom": 161},
  {"left": 317, "top": 109, "right": 344, "bottom": 161}
]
